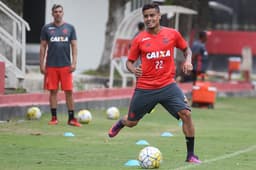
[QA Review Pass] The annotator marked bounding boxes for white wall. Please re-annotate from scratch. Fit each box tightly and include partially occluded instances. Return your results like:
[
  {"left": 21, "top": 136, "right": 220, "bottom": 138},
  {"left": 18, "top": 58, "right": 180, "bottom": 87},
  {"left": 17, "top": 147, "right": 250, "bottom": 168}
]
[{"left": 45, "top": 0, "right": 108, "bottom": 73}]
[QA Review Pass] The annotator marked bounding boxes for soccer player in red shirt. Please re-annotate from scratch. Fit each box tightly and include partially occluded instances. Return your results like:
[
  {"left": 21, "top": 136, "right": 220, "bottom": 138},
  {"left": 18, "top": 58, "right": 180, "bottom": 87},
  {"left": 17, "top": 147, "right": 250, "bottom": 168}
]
[{"left": 108, "top": 3, "right": 201, "bottom": 163}]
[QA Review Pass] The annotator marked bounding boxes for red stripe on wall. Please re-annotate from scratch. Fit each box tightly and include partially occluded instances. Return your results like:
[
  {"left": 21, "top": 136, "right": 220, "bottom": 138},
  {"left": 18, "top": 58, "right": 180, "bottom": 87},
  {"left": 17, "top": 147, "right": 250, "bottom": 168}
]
[{"left": 206, "top": 30, "right": 256, "bottom": 56}]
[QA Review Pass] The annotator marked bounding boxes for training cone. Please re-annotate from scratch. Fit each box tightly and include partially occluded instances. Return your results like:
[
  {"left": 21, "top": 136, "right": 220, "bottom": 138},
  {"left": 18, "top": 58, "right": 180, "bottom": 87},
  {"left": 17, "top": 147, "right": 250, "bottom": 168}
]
[
  {"left": 161, "top": 132, "right": 173, "bottom": 137},
  {"left": 136, "top": 140, "right": 149, "bottom": 145},
  {"left": 124, "top": 160, "right": 140, "bottom": 166},
  {"left": 64, "top": 132, "right": 75, "bottom": 137}
]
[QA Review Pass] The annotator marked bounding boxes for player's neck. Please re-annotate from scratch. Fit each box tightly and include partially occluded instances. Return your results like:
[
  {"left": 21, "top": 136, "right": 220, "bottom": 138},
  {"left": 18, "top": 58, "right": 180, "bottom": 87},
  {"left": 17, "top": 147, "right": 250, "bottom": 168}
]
[
  {"left": 147, "top": 26, "right": 161, "bottom": 35},
  {"left": 53, "top": 20, "right": 64, "bottom": 27}
]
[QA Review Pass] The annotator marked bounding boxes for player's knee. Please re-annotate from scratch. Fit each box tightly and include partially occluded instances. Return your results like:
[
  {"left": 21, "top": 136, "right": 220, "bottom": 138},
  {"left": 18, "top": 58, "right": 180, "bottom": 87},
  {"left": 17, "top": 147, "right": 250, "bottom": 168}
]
[
  {"left": 178, "top": 109, "right": 191, "bottom": 119},
  {"left": 50, "top": 90, "right": 58, "bottom": 96},
  {"left": 65, "top": 90, "right": 72, "bottom": 95},
  {"left": 51, "top": 89, "right": 58, "bottom": 93}
]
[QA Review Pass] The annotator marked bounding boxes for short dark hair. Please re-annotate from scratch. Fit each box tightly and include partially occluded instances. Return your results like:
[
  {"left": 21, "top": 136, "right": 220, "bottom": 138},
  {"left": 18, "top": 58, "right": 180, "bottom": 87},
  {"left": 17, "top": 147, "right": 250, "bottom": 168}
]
[
  {"left": 142, "top": 3, "right": 160, "bottom": 13},
  {"left": 199, "top": 31, "right": 207, "bottom": 39},
  {"left": 138, "top": 22, "right": 145, "bottom": 31},
  {"left": 52, "top": 4, "right": 63, "bottom": 12}
]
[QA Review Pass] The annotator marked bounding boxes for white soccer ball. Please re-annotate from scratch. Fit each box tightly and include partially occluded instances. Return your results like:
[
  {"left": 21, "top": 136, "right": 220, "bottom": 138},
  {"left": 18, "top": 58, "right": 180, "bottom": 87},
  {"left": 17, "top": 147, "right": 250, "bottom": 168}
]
[
  {"left": 138, "top": 146, "right": 163, "bottom": 169},
  {"left": 26, "top": 107, "right": 42, "bottom": 120},
  {"left": 77, "top": 109, "right": 92, "bottom": 124},
  {"left": 106, "top": 106, "right": 120, "bottom": 120}
]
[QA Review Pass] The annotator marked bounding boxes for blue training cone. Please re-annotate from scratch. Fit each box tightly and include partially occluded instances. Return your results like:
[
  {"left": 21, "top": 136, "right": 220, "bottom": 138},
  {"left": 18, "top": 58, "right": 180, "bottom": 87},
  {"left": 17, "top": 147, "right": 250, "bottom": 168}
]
[
  {"left": 161, "top": 132, "right": 174, "bottom": 137},
  {"left": 136, "top": 140, "right": 149, "bottom": 145},
  {"left": 64, "top": 132, "right": 75, "bottom": 137},
  {"left": 124, "top": 160, "right": 140, "bottom": 166}
]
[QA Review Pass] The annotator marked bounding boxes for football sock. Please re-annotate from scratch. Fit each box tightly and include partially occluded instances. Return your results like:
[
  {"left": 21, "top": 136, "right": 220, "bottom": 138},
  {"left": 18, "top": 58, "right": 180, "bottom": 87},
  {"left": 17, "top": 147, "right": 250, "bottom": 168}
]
[
  {"left": 185, "top": 136, "right": 195, "bottom": 156},
  {"left": 51, "top": 108, "right": 57, "bottom": 118},
  {"left": 68, "top": 110, "right": 74, "bottom": 121}
]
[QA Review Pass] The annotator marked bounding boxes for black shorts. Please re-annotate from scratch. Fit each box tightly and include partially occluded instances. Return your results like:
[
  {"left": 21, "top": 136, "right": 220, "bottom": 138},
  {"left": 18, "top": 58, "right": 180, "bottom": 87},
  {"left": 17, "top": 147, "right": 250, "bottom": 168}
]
[{"left": 128, "top": 83, "right": 190, "bottom": 121}]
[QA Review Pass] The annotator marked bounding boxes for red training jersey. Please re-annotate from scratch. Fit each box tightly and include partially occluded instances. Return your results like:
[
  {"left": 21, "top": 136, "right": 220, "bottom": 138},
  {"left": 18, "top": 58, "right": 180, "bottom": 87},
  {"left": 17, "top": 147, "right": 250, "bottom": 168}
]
[{"left": 128, "top": 27, "right": 187, "bottom": 89}]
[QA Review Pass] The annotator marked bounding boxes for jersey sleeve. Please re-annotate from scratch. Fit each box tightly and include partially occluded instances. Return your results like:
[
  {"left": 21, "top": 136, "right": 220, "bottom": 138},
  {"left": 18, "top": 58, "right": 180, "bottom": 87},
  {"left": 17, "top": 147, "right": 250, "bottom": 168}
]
[
  {"left": 128, "top": 37, "right": 140, "bottom": 61},
  {"left": 175, "top": 31, "right": 187, "bottom": 50},
  {"left": 70, "top": 25, "right": 77, "bottom": 40}
]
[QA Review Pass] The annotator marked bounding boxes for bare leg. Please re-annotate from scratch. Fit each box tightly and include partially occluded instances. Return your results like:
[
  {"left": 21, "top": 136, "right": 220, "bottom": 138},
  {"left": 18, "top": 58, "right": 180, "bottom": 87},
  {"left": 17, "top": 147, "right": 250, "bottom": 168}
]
[
  {"left": 177, "top": 109, "right": 201, "bottom": 163},
  {"left": 64, "top": 90, "right": 81, "bottom": 127},
  {"left": 48, "top": 90, "right": 58, "bottom": 124},
  {"left": 177, "top": 109, "right": 195, "bottom": 137},
  {"left": 65, "top": 90, "right": 74, "bottom": 121},
  {"left": 50, "top": 90, "right": 58, "bottom": 109},
  {"left": 65, "top": 90, "right": 74, "bottom": 110}
]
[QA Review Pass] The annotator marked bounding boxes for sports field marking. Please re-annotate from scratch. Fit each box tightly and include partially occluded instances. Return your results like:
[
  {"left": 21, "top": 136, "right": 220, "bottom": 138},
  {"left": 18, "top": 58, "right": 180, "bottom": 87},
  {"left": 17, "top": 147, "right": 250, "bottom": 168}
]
[{"left": 173, "top": 145, "right": 256, "bottom": 170}]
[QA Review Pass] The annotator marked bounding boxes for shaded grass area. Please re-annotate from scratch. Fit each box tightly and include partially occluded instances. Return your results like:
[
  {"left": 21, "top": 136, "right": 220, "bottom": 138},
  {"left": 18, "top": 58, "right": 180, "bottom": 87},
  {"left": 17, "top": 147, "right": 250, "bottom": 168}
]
[{"left": 0, "top": 97, "right": 255, "bottom": 170}]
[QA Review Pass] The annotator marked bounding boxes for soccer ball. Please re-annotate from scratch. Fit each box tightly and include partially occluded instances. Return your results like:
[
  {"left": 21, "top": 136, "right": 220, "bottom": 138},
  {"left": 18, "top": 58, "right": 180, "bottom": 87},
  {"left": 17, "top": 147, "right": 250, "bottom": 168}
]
[
  {"left": 77, "top": 109, "right": 92, "bottom": 124},
  {"left": 26, "top": 107, "right": 42, "bottom": 120},
  {"left": 138, "top": 146, "right": 163, "bottom": 169},
  {"left": 106, "top": 106, "right": 120, "bottom": 120}
]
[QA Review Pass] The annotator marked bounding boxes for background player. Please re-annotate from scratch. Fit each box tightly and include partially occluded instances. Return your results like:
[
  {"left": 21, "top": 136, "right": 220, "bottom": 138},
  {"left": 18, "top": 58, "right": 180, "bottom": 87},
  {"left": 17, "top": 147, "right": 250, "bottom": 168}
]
[
  {"left": 39, "top": 4, "right": 81, "bottom": 127},
  {"left": 191, "top": 31, "right": 208, "bottom": 84}
]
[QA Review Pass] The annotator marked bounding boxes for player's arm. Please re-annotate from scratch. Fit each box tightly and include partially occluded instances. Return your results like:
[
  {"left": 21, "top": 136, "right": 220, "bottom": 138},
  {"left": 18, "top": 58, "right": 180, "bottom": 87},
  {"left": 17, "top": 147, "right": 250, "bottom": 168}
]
[
  {"left": 39, "top": 40, "right": 48, "bottom": 74},
  {"left": 70, "top": 40, "right": 78, "bottom": 72},
  {"left": 127, "top": 36, "right": 142, "bottom": 77},
  {"left": 182, "top": 47, "right": 193, "bottom": 75},
  {"left": 175, "top": 30, "right": 193, "bottom": 75},
  {"left": 126, "top": 59, "right": 142, "bottom": 77}
]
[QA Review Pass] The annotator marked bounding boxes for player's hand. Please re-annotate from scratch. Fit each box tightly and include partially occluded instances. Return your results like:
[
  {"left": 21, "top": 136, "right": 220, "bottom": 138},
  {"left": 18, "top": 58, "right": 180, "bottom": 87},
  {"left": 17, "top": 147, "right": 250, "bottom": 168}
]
[
  {"left": 134, "top": 65, "right": 142, "bottom": 77},
  {"left": 40, "top": 66, "right": 46, "bottom": 74},
  {"left": 182, "top": 62, "right": 193, "bottom": 75},
  {"left": 70, "top": 64, "right": 76, "bottom": 72}
]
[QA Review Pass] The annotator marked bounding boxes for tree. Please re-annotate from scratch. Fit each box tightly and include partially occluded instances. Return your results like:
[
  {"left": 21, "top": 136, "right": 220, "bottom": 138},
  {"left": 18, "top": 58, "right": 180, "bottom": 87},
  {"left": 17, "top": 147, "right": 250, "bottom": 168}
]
[{"left": 97, "top": 0, "right": 129, "bottom": 72}]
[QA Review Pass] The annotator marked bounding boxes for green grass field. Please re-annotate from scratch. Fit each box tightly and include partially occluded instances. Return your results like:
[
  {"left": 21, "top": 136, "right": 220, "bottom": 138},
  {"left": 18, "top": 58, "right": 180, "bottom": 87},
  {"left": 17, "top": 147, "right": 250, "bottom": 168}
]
[{"left": 0, "top": 97, "right": 255, "bottom": 170}]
